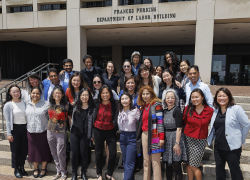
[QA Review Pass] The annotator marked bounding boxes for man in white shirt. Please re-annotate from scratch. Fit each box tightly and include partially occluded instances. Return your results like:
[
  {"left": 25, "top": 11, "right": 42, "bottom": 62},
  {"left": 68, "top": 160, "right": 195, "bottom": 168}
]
[
  {"left": 185, "top": 65, "right": 213, "bottom": 107},
  {"left": 59, "top": 59, "right": 77, "bottom": 84}
]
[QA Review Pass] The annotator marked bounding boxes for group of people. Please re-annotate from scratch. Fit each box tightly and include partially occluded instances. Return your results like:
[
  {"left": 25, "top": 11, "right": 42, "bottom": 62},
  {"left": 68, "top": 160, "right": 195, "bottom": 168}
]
[{"left": 3, "top": 51, "right": 250, "bottom": 180}]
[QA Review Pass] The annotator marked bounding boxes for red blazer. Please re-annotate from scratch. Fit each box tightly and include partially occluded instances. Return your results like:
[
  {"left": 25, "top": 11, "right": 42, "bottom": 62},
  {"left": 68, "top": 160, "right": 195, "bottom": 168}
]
[
  {"left": 183, "top": 105, "right": 213, "bottom": 139},
  {"left": 66, "top": 88, "right": 74, "bottom": 104}
]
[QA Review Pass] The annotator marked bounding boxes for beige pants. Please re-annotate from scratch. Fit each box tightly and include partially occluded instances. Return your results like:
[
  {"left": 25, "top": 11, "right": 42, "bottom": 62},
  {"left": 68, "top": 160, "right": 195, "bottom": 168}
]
[{"left": 142, "top": 131, "right": 162, "bottom": 180}]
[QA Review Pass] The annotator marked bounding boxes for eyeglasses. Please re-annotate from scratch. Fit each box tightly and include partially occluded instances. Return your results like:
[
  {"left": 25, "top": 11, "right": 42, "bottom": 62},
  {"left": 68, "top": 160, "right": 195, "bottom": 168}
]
[
  {"left": 49, "top": 75, "right": 58, "bottom": 78},
  {"left": 123, "top": 65, "right": 131, "bottom": 68},
  {"left": 93, "top": 81, "right": 101, "bottom": 84}
]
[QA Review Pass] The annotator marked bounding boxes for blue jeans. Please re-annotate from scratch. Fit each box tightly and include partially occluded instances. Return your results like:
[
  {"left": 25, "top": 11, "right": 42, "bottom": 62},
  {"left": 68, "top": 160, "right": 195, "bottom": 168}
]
[{"left": 120, "top": 131, "right": 137, "bottom": 180}]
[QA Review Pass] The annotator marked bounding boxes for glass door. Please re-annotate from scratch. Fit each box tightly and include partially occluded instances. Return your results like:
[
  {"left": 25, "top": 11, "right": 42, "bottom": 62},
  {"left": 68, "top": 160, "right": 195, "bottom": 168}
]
[{"left": 226, "top": 55, "right": 250, "bottom": 85}]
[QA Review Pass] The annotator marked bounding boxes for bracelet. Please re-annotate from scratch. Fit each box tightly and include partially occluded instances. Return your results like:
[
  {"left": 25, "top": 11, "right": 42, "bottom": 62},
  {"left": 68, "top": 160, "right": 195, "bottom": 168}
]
[{"left": 175, "top": 142, "right": 180, "bottom": 145}]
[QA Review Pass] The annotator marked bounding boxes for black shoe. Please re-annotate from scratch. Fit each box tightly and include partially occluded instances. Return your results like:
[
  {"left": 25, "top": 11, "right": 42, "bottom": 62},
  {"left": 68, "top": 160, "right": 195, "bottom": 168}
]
[
  {"left": 39, "top": 169, "right": 47, "bottom": 178},
  {"left": 117, "top": 165, "right": 124, "bottom": 169},
  {"left": 19, "top": 166, "right": 28, "bottom": 176},
  {"left": 81, "top": 172, "right": 88, "bottom": 180},
  {"left": 14, "top": 168, "right": 23, "bottom": 178},
  {"left": 71, "top": 173, "right": 78, "bottom": 180},
  {"left": 33, "top": 169, "right": 39, "bottom": 178}
]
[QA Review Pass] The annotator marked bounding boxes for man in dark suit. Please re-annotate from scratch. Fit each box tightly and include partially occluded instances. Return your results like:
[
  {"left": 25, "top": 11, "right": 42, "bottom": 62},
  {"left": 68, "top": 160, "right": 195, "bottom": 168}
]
[
  {"left": 59, "top": 59, "right": 78, "bottom": 83},
  {"left": 80, "top": 55, "right": 103, "bottom": 91}
]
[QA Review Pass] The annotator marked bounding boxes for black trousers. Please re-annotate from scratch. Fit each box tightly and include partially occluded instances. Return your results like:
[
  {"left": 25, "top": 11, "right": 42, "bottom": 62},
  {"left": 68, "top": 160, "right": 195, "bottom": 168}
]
[
  {"left": 214, "top": 147, "right": 243, "bottom": 180},
  {"left": 94, "top": 127, "right": 117, "bottom": 176},
  {"left": 10, "top": 124, "right": 28, "bottom": 168},
  {"left": 70, "top": 126, "right": 90, "bottom": 174}
]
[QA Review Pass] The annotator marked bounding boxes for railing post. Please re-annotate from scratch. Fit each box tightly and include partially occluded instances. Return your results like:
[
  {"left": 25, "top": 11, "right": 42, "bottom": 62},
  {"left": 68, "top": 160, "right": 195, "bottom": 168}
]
[{"left": 1, "top": 93, "right": 4, "bottom": 131}]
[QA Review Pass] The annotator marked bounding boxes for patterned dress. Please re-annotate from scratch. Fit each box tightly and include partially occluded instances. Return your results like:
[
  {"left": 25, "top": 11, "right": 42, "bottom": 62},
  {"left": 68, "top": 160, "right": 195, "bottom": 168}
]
[{"left": 162, "top": 106, "right": 188, "bottom": 165}]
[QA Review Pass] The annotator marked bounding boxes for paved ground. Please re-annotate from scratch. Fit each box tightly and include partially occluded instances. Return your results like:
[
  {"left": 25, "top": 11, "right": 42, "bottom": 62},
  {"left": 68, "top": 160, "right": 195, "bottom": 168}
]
[{"left": 0, "top": 165, "right": 96, "bottom": 180}]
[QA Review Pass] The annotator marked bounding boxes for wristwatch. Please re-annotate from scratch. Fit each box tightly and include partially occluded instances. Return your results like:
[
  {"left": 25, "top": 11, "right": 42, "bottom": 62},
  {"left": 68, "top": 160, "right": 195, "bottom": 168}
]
[{"left": 175, "top": 142, "right": 180, "bottom": 145}]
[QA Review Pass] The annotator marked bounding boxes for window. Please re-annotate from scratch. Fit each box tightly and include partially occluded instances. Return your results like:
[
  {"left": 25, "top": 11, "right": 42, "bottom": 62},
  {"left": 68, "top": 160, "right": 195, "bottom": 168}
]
[
  {"left": 10, "top": 6, "right": 33, "bottom": 13},
  {"left": 159, "top": 0, "right": 195, "bottom": 2},
  {"left": 41, "top": 4, "right": 66, "bottom": 11},
  {"left": 120, "top": 0, "right": 151, "bottom": 5},
  {"left": 83, "top": 1, "right": 112, "bottom": 8}
]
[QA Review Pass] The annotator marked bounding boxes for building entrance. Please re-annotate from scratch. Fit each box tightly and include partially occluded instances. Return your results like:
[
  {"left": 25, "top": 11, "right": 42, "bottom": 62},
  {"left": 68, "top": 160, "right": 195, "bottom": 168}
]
[{"left": 226, "top": 55, "right": 250, "bottom": 85}]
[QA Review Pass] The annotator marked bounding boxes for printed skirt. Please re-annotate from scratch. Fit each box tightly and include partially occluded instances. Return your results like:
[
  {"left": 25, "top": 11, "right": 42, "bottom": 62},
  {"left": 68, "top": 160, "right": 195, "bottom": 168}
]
[
  {"left": 185, "top": 135, "right": 206, "bottom": 167},
  {"left": 163, "top": 131, "right": 188, "bottom": 165}
]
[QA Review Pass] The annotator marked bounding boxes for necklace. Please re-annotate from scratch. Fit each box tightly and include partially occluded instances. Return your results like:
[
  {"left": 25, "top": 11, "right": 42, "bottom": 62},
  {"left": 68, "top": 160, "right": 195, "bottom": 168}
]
[{"left": 145, "top": 104, "right": 150, "bottom": 110}]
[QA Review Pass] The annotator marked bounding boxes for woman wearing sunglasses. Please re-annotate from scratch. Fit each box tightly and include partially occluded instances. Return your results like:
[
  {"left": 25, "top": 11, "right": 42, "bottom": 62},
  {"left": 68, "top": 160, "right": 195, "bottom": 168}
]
[
  {"left": 119, "top": 60, "right": 135, "bottom": 91},
  {"left": 92, "top": 74, "right": 119, "bottom": 100}
]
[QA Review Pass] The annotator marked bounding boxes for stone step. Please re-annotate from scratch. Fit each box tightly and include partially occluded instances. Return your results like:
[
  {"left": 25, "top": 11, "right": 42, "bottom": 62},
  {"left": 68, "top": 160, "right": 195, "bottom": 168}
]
[
  {"left": 0, "top": 139, "right": 122, "bottom": 153},
  {"left": 238, "top": 103, "right": 250, "bottom": 111},
  {"left": 0, "top": 150, "right": 237, "bottom": 180},
  {"left": 202, "top": 160, "right": 250, "bottom": 179},
  {"left": 234, "top": 96, "right": 250, "bottom": 104},
  {"left": 203, "top": 147, "right": 250, "bottom": 164}
]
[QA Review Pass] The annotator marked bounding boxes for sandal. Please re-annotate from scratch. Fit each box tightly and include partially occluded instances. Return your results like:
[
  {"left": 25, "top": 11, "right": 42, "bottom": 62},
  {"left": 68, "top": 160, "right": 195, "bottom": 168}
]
[
  {"left": 53, "top": 173, "right": 61, "bottom": 180},
  {"left": 33, "top": 169, "right": 39, "bottom": 178},
  {"left": 105, "top": 173, "right": 115, "bottom": 180},
  {"left": 40, "top": 169, "right": 47, "bottom": 178},
  {"left": 60, "top": 175, "right": 67, "bottom": 180}
]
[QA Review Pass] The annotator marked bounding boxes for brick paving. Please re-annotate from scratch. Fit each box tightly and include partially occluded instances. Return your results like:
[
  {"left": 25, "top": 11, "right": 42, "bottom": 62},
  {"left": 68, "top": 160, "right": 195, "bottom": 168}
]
[
  {"left": 209, "top": 85, "right": 250, "bottom": 96},
  {"left": 0, "top": 165, "right": 96, "bottom": 180}
]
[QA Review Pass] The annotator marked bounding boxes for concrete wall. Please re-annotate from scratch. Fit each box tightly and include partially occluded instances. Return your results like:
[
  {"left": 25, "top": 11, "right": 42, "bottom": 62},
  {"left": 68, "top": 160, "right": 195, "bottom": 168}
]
[{"left": 0, "top": 0, "right": 250, "bottom": 82}]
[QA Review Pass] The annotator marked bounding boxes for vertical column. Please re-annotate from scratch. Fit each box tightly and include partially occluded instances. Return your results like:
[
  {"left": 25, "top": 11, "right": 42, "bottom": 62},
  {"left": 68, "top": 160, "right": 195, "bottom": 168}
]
[
  {"left": 67, "top": 1, "right": 87, "bottom": 71},
  {"left": 33, "top": 0, "right": 38, "bottom": 28},
  {"left": 112, "top": 46, "right": 123, "bottom": 74},
  {"left": 2, "top": 0, "right": 7, "bottom": 29},
  {"left": 194, "top": 0, "right": 215, "bottom": 84}
]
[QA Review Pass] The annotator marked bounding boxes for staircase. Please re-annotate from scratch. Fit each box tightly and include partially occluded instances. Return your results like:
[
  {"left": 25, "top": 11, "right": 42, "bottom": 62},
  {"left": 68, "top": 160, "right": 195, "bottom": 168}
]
[{"left": 0, "top": 86, "right": 250, "bottom": 179}]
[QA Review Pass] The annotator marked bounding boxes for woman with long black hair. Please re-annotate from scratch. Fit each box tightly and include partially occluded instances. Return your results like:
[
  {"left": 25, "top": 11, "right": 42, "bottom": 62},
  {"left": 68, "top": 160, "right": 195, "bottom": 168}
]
[
  {"left": 163, "top": 51, "right": 182, "bottom": 85},
  {"left": 183, "top": 88, "right": 213, "bottom": 180},
  {"left": 102, "top": 61, "right": 120, "bottom": 93},
  {"left": 136, "top": 64, "right": 161, "bottom": 98},
  {"left": 93, "top": 85, "right": 119, "bottom": 180},
  {"left": 159, "top": 69, "right": 185, "bottom": 106},
  {"left": 47, "top": 85, "right": 69, "bottom": 180},
  {"left": 66, "top": 72, "right": 89, "bottom": 105},
  {"left": 22, "top": 72, "right": 44, "bottom": 103},
  {"left": 3, "top": 85, "right": 28, "bottom": 178},
  {"left": 143, "top": 57, "right": 155, "bottom": 75},
  {"left": 118, "top": 92, "right": 140, "bottom": 180},
  {"left": 70, "top": 88, "right": 95, "bottom": 180}
]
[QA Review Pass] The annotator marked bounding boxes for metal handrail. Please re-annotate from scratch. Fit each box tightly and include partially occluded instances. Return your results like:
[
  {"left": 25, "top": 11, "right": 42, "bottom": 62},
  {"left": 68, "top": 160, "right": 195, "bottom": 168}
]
[
  {"left": 0, "top": 63, "right": 57, "bottom": 91},
  {"left": 0, "top": 63, "right": 58, "bottom": 132}
]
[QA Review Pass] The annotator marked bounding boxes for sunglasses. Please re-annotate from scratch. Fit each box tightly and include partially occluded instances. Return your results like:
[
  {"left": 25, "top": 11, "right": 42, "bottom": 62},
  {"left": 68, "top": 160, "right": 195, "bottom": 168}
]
[
  {"left": 123, "top": 65, "right": 131, "bottom": 68},
  {"left": 93, "top": 81, "right": 101, "bottom": 84}
]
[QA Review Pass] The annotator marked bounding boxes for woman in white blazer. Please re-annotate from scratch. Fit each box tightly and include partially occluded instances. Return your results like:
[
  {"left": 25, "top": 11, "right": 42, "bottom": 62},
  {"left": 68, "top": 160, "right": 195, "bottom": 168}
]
[{"left": 207, "top": 87, "right": 250, "bottom": 180}]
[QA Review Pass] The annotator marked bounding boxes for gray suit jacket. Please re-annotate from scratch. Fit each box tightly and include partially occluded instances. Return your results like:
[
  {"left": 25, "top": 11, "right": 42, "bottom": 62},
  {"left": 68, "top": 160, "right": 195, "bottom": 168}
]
[
  {"left": 207, "top": 105, "right": 250, "bottom": 150},
  {"left": 59, "top": 71, "right": 78, "bottom": 82}
]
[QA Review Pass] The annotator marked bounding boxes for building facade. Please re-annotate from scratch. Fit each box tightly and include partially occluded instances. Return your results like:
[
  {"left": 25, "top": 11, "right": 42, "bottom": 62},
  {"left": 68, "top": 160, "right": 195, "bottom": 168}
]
[{"left": 0, "top": 0, "right": 250, "bottom": 85}]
